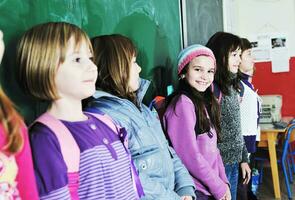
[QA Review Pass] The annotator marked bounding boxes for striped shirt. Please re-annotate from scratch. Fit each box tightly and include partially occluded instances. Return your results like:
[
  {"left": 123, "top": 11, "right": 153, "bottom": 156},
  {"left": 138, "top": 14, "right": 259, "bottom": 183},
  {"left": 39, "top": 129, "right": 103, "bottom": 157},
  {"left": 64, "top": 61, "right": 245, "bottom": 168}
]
[{"left": 30, "top": 114, "right": 137, "bottom": 200}]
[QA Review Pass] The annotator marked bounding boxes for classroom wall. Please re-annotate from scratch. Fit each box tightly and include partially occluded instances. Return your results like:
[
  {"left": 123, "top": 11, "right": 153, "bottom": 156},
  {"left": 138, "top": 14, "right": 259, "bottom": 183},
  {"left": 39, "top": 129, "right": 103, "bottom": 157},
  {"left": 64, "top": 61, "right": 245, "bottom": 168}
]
[
  {"left": 224, "top": 0, "right": 295, "bottom": 117},
  {"left": 252, "top": 58, "right": 295, "bottom": 117},
  {"left": 0, "top": 0, "right": 181, "bottom": 123}
]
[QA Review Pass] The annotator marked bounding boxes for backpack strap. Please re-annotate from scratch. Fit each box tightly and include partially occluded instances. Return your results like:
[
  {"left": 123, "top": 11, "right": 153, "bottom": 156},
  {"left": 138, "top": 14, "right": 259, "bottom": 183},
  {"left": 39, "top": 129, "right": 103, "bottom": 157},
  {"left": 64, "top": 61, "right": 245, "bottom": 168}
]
[
  {"left": 85, "top": 112, "right": 128, "bottom": 147},
  {"left": 86, "top": 112, "right": 118, "bottom": 134},
  {"left": 148, "top": 96, "right": 166, "bottom": 127},
  {"left": 34, "top": 113, "right": 80, "bottom": 172},
  {"left": 211, "top": 82, "right": 222, "bottom": 103},
  {"left": 149, "top": 96, "right": 165, "bottom": 110},
  {"left": 32, "top": 113, "right": 80, "bottom": 200}
]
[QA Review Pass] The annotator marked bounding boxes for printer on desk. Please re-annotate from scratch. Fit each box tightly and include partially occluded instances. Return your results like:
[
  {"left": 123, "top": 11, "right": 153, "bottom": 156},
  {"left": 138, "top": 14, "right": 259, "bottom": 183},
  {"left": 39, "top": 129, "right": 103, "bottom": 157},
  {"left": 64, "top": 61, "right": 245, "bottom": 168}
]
[
  {"left": 259, "top": 95, "right": 287, "bottom": 129},
  {"left": 260, "top": 95, "right": 282, "bottom": 123}
]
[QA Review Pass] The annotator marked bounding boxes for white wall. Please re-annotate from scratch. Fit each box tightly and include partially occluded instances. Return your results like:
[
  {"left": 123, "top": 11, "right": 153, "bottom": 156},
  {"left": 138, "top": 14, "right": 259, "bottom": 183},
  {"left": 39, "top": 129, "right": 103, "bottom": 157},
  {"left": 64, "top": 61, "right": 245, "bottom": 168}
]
[{"left": 223, "top": 0, "right": 295, "bottom": 56}]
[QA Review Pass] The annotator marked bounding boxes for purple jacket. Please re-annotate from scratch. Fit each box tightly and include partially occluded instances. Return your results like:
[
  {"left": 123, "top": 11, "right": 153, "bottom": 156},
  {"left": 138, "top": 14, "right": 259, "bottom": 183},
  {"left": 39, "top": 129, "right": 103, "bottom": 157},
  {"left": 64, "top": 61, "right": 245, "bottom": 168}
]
[{"left": 163, "top": 95, "right": 229, "bottom": 199}]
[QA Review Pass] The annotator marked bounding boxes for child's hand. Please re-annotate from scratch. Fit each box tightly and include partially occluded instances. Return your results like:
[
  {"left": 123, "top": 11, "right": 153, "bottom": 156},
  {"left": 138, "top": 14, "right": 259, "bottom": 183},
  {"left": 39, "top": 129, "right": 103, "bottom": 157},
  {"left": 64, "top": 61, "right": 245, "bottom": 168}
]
[
  {"left": 220, "top": 185, "right": 231, "bottom": 200},
  {"left": 225, "top": 185, "right": 231, "bottom": 200},
  {"left": 181, "top": 196, "right": 193, "bottom": 200},
  {"left": 241, "top": 162, "right": 251, "bottom": 184},
  {"left": 0, "top": 30, "right": 4, "bottom": 63}
]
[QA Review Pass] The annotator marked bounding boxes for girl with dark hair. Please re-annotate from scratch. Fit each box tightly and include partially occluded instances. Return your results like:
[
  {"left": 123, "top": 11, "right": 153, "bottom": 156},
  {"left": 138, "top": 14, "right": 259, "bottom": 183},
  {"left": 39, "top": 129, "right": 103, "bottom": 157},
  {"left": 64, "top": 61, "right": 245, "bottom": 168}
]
[
  {"left": 163, "top": 44, "right": 231, "bottom": 200},
  {"left": 206, "top": 32, "right": 251, "bottom": 200}
]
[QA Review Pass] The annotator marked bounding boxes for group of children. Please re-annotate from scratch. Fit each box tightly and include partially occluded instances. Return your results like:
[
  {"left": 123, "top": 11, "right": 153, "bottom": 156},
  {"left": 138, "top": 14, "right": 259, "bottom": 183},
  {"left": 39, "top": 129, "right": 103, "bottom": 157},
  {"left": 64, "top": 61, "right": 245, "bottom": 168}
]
[{"left": 0, "top": 22, "right": 260, "bottom": 200}]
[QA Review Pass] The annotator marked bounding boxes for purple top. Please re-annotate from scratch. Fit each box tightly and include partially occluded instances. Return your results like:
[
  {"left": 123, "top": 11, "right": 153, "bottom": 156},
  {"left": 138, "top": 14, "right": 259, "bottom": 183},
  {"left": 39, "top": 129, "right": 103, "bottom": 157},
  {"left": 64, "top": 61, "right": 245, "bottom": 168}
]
[
  {"left": 30, "top": 113, "right": 137, "bottom": 200},
  {"left": 163, "top": 95, "right": 229, "bottom": 199}
]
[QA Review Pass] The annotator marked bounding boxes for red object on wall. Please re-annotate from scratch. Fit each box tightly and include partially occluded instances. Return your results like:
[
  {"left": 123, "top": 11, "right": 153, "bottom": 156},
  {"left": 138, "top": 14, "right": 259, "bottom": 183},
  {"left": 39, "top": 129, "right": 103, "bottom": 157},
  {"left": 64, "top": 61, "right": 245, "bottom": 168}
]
[{"left": 252, "top": 57, "right": 295, "bottom": 117}]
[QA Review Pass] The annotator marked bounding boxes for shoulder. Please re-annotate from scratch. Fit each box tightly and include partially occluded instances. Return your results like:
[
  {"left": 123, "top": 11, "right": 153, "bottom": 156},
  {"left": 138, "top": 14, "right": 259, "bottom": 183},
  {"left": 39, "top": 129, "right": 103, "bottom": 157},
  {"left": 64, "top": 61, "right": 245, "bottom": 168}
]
[
  {"left": 89, "top": 96, "right": 129, "bottom": 113},
  {"left": 178, "top": 94, "right": 193, "bottom": 103},
  {"left": 166, "top": 94, "right": 194, "bottom": 116},
  {"left": 173, "top": 94, "right": 194, "bottom": 110},
  {"left": 30, "top": 122, "right": 57, "bottom": 136},
  {"left": 29, "top": 122, "right": 60, "bottom": 149},
  {"left": 89, "top": 102, "right": 133, "bottom": 132},
  {"left": 29, "top": 122, "right": 67, "bottom": 171}
]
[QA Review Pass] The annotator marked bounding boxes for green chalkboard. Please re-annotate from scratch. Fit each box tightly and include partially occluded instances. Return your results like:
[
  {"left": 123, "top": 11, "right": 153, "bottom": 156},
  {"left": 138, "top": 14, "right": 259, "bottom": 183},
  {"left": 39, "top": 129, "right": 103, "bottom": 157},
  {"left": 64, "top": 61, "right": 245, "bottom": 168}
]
[
  {"left": 184, "top": 0, "right": 223, "bottom": 46},
  {"left": 0, "top": 0, "right": 181, "bottom": 123}
]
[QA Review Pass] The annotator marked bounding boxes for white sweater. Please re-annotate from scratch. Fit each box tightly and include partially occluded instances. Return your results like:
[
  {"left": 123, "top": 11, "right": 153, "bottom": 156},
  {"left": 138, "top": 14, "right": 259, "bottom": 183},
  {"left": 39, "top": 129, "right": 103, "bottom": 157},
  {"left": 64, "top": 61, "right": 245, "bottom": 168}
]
[{"left": 239, "top": 81, "right": 261, "bottom": 140}]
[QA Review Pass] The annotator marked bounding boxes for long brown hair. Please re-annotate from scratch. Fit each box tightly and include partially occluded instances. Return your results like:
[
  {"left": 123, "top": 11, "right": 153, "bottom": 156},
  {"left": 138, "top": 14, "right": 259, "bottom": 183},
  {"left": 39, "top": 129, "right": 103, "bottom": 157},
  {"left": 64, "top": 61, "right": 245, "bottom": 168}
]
[
  {"left": 91, "top": 34, "right": 138, "bottom": 105},
  {"left": 206, "top": 32, "right": 241, "bottom": 95},
  {"left": 0, "top": 87, "right": 23, "bottom": 153}
]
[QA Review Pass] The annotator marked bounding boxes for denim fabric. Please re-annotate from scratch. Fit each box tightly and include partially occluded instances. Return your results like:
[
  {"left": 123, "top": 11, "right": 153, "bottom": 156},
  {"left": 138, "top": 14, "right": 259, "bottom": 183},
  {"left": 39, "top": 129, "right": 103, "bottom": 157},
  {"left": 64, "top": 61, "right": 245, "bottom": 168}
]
[{"left": 224, "top": 163, "right": 239, "bottom": 200}]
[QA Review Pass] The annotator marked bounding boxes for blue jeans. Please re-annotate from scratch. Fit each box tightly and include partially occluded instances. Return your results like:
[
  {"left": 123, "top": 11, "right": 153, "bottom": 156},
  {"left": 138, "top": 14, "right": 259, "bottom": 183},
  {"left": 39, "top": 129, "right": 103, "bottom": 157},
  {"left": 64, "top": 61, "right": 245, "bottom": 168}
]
[{"left": 224, "top": 163, "right": 239, "bottom": 200}]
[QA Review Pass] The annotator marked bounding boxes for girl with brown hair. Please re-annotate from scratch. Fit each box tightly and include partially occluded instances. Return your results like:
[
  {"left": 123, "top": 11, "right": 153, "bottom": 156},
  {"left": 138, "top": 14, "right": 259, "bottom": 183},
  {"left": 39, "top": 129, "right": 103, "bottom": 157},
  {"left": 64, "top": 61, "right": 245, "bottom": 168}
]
[
  {"left": 86, "top": 34, "right": 195, "bottom": 200},
  {"left": 17, "top": 23, "right": 139, "bottom": 199}
]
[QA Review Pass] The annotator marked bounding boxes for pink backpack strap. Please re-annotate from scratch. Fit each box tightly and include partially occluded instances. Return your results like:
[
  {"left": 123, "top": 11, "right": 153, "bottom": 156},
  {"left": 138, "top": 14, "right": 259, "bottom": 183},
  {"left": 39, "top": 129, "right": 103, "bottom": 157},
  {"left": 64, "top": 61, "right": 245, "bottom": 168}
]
[
  {"left": 86, "top": 112, "right": 129, "bottom": 148},
  {"left": 88, "top": 112, "right": 131, "bottom": 145},
  {"left": 86, "top": 112, "right": 119, "bottom": 133},
  {"left": 32, "top": 113, "right": 80, "bottom": 200},
  {"left": 35, "top": 113, "right": 80, "bottom": 172}
]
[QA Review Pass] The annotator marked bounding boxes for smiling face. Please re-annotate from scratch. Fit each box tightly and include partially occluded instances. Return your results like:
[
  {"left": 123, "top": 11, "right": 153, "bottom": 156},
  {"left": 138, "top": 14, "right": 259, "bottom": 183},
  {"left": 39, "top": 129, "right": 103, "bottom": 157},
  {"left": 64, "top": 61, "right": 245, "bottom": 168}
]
[
  {"left": 55, "top": 37, "right": 98, "bottom": 101},
  {"left": 228, "top": 47, "right": 242, "bottom": 74},
  {"left": 185, "top": 55, "right": 215, "bottom": 92}
]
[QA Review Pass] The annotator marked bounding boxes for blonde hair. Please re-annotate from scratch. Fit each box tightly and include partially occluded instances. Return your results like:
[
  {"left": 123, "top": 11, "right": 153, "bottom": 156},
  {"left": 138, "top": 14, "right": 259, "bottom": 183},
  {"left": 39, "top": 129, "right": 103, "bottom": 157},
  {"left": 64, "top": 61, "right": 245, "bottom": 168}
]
[
  {"left": 0, "top": 87, "right": 23, "bottom": 153},
  {"left": 17, "top": 22, "right": 92, "bottom": 101},
  {"left": 91, "top": 34, "right": 138, "bottom": 105}
]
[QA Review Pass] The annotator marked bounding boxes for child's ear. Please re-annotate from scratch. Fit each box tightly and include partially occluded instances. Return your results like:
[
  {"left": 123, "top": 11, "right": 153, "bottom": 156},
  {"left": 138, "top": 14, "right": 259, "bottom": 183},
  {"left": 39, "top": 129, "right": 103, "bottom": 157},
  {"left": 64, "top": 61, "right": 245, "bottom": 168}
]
[{"left": 178, "top": 74, "right": 185, "bottom": 80}]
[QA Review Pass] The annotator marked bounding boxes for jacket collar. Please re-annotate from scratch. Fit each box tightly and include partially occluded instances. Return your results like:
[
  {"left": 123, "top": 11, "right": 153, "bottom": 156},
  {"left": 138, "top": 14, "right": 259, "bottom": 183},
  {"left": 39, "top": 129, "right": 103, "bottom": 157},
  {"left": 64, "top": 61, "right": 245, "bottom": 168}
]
[
  {"left": 93, "top": 78, "right": 150, "bottom": 104},
  {"left": 239, "top": 72, "right": 251, "bottom": 81}
]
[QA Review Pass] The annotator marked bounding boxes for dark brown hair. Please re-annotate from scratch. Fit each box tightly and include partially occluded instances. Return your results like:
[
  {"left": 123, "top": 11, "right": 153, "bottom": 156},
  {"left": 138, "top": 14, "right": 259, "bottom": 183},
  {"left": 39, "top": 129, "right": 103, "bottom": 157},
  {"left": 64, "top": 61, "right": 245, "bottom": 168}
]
[
  {"left": 206, "top": 32, "right": 242, "bottom": 95},
  {"left": 91, "top": 34, "right": 138, "bottom": 105},
  {"left": 240, "top": 38, "right": 252, "bottom": 52}
]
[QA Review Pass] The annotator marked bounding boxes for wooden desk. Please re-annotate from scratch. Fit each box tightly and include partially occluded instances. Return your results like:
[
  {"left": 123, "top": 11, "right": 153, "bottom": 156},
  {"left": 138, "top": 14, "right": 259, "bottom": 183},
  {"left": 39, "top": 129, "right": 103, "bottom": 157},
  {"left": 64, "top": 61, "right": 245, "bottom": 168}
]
[{"left": 258, "top": 126, "right": 286, "bottom": 199}]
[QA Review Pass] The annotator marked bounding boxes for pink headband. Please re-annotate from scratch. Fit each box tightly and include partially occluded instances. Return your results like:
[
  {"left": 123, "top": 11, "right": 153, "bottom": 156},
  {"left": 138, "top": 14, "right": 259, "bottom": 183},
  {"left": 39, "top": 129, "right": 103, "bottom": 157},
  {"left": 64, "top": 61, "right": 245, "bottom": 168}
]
[{"left": 177, "top": 44, "right": 216, "bottom": 74}]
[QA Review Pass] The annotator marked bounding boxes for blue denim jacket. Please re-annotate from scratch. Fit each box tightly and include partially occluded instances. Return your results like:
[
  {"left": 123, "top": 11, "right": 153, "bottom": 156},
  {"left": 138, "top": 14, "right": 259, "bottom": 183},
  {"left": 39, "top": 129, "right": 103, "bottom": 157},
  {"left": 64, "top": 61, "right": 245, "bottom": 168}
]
[{"left": 86, "top": 79, "right": 195, "bottom": 200}]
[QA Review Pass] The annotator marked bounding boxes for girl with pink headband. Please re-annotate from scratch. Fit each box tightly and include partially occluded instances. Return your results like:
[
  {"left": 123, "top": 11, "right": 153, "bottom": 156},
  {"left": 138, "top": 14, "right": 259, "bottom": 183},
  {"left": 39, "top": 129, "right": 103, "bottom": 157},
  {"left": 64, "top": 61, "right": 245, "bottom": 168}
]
[{"left": 164, "top": 44, "right": 231, "bottom": 200}]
